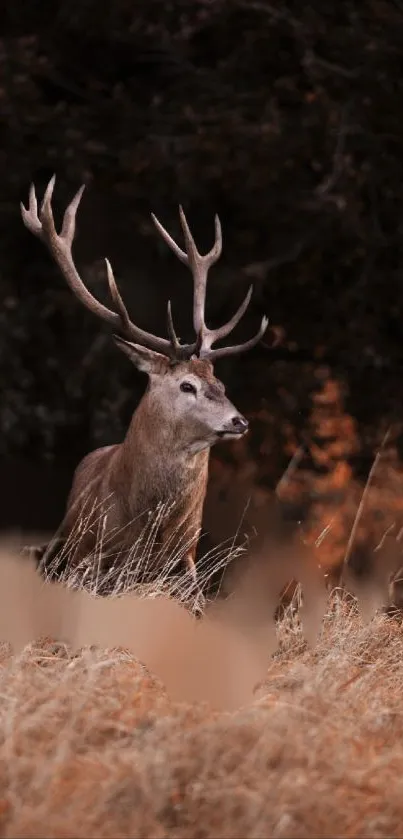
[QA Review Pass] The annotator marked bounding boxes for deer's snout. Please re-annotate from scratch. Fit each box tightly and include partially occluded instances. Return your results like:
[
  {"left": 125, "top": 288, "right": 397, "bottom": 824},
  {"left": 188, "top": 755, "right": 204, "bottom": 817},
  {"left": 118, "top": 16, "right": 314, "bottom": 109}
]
[
  {"left": 231, "top": 414, "right": 249, "bottom": 434},
  {"left": 216, "top": 412, "right": 249, "bottom": 439}
]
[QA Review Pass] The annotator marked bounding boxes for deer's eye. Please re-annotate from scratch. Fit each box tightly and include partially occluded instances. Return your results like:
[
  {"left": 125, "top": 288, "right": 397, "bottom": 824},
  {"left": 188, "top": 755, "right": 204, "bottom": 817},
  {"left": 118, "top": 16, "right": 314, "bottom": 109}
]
[{"left": 180, "top": 381, "right": 197, "bottom": 395}]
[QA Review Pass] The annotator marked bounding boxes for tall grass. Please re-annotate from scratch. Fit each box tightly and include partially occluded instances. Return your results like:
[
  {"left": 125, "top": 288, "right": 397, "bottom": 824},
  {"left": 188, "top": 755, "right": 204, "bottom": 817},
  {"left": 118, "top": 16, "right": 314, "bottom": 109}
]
[
  {"left": 26, "top": 497, "right": 248, "bottom": 613},
  {"left": 1, "top": 469, "right": 401, "bottom": 838},
  {"left": 0, "top": 577, "right": 401, "bottom": 837}
]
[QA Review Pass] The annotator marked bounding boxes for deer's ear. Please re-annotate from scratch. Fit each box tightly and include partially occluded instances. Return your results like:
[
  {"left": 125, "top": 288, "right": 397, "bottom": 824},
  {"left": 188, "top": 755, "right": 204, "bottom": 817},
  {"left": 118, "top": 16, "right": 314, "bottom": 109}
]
[{"left": 113, "top": 336, "right": 169, "bottom": 375}]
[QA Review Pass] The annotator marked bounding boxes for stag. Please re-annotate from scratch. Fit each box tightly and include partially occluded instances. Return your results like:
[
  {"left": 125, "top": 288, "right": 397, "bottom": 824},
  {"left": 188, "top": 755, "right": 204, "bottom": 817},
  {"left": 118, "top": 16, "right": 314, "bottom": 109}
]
[{"left": 21, "top": 177, "right": 270, "bottom": 603}]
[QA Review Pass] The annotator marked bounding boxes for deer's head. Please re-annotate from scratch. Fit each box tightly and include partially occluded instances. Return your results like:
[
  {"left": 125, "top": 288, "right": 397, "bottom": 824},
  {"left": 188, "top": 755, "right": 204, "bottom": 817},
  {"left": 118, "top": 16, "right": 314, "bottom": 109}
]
[
  {"left": 113, "top": 343, "right": 248, "bottom": 453},
  {"left": 21, "top": 178, "right": 276, "bottom": 453}
]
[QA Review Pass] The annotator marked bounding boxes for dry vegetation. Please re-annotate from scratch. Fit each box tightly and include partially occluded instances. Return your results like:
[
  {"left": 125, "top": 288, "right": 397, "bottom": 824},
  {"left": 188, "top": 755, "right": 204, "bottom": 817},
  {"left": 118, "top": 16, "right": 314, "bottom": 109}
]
[
  {"left": 0, "top": 539, "right": 402, "bottom": 838},
  {"left": 1, "top": 414, "right": 401, "bottom": 839}
]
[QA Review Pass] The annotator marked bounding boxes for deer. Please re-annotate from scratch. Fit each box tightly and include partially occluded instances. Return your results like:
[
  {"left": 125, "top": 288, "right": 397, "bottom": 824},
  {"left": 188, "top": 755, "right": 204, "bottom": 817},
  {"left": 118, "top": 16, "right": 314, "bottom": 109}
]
[{"left": 21, "top": 176, "right": 270, "bottom": 608}]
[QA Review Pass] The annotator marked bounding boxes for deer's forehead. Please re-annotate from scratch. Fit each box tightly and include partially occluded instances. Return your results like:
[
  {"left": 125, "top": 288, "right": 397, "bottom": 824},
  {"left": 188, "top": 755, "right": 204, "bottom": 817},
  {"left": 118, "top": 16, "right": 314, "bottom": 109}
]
[{"left": 169, "top": 359, "right": 224, "bottom": 389}]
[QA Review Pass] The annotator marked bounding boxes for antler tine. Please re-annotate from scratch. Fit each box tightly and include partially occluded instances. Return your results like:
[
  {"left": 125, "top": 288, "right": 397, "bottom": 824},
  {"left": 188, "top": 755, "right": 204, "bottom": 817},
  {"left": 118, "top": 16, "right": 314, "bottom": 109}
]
[
  {"left": 151, "top": 212, "right": 188, "bottom": 264},
  {"left": 178, "top": 206, "right": 222, "bottom": 266},
  {"left": 21, "top": 177, "right": 177, "bottom": 357},
  {"left": 179, "top": 207, "right": 222, "bottom": 338},
  {"left": 204, "top": 315, "right": 269, "bottom": 361},
  {"left": 198, "top": 285, "right": 254, "bottom": 353},
  {"left": 60, "top": 183, "right": 86, "bottom": 247},
  {"left": 166, "top": 300, "right": 181, "bottom": 353},
  {"left": 105, "top": 258, "right": 134, "bottom": 335},
  {"left": 20, "top": 182, "right": 41, "bottom": 237},
  {"left": 152, "top": 206, "right": 222, "bottom": 347},
  {"left": 152, "top": 206, "right": 267, "bottom": 360}
]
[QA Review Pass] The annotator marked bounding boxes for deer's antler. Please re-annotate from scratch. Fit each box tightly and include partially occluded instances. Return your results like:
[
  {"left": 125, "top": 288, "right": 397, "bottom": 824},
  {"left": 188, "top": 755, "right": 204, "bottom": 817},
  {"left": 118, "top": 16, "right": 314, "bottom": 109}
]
[
  {"left": 21, "top": 177, "right": 268, "bottom": 363},
  {"left": 21, "top": 177, "right": 195, "bottom": 360},
  {"left": 151, "top": 206, "right": 268, "bottom": 361}
]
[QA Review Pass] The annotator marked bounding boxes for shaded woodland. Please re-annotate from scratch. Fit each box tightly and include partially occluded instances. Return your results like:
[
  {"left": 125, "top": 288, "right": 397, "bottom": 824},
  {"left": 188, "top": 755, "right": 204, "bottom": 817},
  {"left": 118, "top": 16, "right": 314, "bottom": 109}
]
[{"left": 1, "top": 0, "right": 403, "bottom": 578}]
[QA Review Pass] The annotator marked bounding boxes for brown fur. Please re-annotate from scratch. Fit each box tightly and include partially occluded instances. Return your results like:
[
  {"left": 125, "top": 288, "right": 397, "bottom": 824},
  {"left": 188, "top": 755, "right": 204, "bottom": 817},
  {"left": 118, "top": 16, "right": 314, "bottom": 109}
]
[{"left": 40, "top": 357, "right": 245, "bottom": 591}]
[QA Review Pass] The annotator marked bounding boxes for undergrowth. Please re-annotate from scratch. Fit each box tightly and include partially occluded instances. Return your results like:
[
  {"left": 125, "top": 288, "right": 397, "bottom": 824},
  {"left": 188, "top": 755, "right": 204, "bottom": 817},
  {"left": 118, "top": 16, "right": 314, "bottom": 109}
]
[{"left": 0, "top": 581, "right": 402, "bottom": 837}]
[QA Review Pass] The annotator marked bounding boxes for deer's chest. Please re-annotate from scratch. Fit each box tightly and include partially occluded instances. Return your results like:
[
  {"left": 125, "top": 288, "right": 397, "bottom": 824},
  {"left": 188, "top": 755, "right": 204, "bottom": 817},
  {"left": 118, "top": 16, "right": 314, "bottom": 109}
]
[{"left": 126, "top": 453, "right": 208, "bottom": 517}]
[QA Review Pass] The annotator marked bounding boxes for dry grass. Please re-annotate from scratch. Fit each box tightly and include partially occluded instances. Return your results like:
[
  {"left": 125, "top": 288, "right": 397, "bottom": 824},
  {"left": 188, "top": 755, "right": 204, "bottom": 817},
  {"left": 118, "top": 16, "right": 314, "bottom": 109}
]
[
  {"left": 0, "top": 505, "right": 401, "bottom": 838},
  {"left": 26, "top": 498, "right": 247, "bottom": 608},
  {"left": 0, "top": 588, "right": 402, "bottom": 837}
]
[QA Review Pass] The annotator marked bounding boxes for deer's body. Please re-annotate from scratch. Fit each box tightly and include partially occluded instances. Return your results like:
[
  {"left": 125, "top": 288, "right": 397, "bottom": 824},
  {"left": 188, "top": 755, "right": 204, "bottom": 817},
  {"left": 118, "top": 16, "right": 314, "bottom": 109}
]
[
  {"left": 21, "top": 176, "right": 274, "bottom": 601},
  {"left": 62, "top": 445, "right": 209, "bottom": 576},
  {"left": 60, "top": 360, "right": 217, "bottom": 577}
]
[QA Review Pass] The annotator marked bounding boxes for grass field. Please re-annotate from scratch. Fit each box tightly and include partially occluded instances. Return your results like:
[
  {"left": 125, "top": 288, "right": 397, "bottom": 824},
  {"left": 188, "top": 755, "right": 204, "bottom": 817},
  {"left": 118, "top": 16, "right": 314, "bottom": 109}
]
[{"left": 0, "top": 560, "right": 402, "bottom": 839}]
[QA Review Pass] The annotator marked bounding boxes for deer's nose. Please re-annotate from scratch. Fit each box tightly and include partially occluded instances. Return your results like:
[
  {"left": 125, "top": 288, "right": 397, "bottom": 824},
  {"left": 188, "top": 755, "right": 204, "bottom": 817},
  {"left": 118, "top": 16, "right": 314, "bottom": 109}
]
[{"left": 231, "top": 414, "right": 249, "bottom": 433}]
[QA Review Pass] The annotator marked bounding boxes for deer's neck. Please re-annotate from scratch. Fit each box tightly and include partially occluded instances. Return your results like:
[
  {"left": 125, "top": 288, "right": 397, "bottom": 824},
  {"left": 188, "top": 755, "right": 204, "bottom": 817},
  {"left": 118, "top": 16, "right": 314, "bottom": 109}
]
[{"left": 114, "top": 394, "right": 210, "bottom": 513}]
